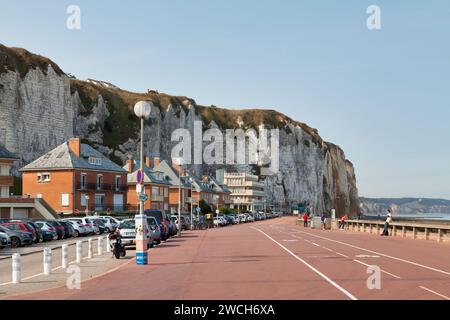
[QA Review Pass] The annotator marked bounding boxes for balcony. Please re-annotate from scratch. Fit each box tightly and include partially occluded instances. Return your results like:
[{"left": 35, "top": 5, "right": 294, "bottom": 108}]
[
  {"left": 77, "top": 183, "right": 128, "bottom": 192},
  {"left": 0, "top": 175, "right": 13, "bottom": 187},
  {"left": 230, "top": 190, "right": 266, "bottom": 197},
  {"left": 151, "top": 194, "right": 164, "bottom": 202}
]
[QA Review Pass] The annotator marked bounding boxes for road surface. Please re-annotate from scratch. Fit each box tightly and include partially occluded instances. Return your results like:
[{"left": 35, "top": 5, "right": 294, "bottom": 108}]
[{"left": 6, "top": 216, "right": 450, "bottom": 300}]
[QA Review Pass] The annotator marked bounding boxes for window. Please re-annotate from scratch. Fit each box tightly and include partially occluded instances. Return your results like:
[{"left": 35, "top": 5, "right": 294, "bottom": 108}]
[
  {"left": 94, "top": 194, "right": 105, "bottom": 210},
  {"left": 81, "top": 173, "right": 87, "bottom": 189},
  {"left": 88, "top": 157, "right": 102, "bottom": 166},
  {"left": 159, "top": 187, "right": 164, "bottom": 196},
  {"left": 37, "top": 173, "right": 51, "bottom": 183},
  {"left": 164, "top": 188, "right": 168, "bottom": 197},
  {"left": 36, "top": 194, "right": 42, "bottom": 199},
  {"left": 96, "top": 175, "right": 103, "bottom": 190},
  {"left": 61, "top": 193, "right": 69, "bottom": 206},
  {"left": 81, "top": 193, "right": 86, "bottom": 206},
  {"left": 115, "top": 176, "right": 121, "bottom": 191},
  {"left": 152, "top": 186, "right": 159, "bottom": 195}
]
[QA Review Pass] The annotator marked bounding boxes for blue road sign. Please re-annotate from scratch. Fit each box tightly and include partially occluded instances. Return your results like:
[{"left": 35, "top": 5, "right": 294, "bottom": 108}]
[
  {"left": 139, "top": 193, "right": 148, "bottom": 202},
  {"left": 137, "top": 169, "right": 143, "bottom": 184}
]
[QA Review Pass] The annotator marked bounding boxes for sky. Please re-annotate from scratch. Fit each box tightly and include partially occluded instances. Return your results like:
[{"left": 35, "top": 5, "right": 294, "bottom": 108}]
[{"left": 1, "top": 0, "right": 449, "bottom": 199}]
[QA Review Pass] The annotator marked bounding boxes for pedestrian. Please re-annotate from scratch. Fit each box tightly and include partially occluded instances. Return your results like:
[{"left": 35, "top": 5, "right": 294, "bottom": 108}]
[
  {"left": 339, "top": 214, "right": 348, "bottom": 230},
  {"left": 320, "top": 214, "right": 326, "bottom": 230},
  {"left": 381, "top": 210, "right": 393, "bottom": 236},
  {"left": 303, "top": 212, "right": 308, "bottom": 228}
]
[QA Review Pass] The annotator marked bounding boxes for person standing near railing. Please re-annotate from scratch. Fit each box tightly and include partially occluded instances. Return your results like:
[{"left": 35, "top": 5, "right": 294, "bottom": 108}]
[{"left": 381, "top": 210, "right": 393, "bottom": 236}]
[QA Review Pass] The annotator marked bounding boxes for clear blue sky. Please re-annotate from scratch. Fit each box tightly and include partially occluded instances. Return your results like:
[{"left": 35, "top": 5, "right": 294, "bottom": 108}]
[{"left": 1, "top": 0, "right": 449, "bottom": 199}]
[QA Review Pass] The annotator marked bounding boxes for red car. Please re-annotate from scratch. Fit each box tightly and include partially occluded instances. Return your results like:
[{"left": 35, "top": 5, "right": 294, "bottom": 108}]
[{"left": 1, "top": 222, "right": 38, "bottom": 243}]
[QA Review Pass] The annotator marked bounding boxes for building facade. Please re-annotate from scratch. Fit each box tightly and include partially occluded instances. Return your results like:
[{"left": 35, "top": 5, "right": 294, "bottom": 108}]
[
  {"left": 124, "top": 156, "right": 171, "bottom": 212},
  {"left": 0, "top": 146, "right": 17, "bottom": 198},
  {"left": 224, "top": 172, "right": 266, "bottom": 212},
  {"left": 21, "top": 138, "right": 128, "bottom": 214}
]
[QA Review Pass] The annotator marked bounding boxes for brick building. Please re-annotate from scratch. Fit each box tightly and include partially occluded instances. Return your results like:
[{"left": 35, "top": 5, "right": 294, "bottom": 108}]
[{"left": 20, "top": 138, "right": 128, "bottom": 214}]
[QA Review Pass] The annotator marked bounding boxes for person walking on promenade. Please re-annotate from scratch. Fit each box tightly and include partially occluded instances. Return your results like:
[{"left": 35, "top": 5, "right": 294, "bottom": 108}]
[
  {"left": 320, "top": 214, "right": 326, "bottom": 230},
  {"left": 381, "top": 210, "right": 393, "bottom": 236},
  {"left": 339, "top": 214, "right": 348, "bottom": 230},
  {"left": 303, "top": 212, "right": 308, "bottom": 227}
]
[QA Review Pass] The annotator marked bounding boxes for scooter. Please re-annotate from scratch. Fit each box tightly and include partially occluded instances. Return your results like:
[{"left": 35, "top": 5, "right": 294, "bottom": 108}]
[{"left": 109, "top": 231, "right": 126, "bottom": 259}]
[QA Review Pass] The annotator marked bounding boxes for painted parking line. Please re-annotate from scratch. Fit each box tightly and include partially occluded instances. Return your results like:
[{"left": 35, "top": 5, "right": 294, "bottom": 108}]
[
  {"left": 353, "top": 259, "right": 401, "bottom": 279},
  {"left": 253, "top": 227, "right": 358, "bottom": 300},
  {"left": 419, "top": 286, "right": 450, "bottom": 300},
  {"left": 294, "top": 230, "right": 450, "bottom": 276}
]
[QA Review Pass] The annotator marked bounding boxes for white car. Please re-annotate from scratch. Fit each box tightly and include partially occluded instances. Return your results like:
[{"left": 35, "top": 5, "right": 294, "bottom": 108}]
[
  {"left": 63, "top": 218, "right": 94, "bottom": 235},
  {"left": 117, "top": 219, "right": 153, "bottom": 248},
  {"left": 101, "top": 216, "right": 121, "bottom": 225},
  {"left": 98, "top": 218, "right": 119, "bottom": 233},
  {"left": 66, "top": 220, "right": 87, "bottom": 237}
]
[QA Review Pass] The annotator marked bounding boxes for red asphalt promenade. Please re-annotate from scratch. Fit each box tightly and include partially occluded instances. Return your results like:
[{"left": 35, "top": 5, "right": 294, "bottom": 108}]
[{"left": 8, "top": 217, "right": 450, "bottom": 300}]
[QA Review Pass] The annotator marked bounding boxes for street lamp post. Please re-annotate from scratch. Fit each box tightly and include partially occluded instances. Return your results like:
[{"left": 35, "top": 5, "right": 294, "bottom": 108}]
[
  {"left": 237, "top": 197, "right": 240, "bottom": 224},
  {"left": 134, "top": 101, "right": 152, "bottom": 265},
  {"left": 178, "top": 160, "right": 182, "bottom": 237}
]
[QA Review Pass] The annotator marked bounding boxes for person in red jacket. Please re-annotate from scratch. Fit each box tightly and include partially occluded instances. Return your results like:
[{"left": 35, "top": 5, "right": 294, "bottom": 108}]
[
  {"left": 339, "top": 214, "right": 348, "bottom": 230},
  {"left": 303, "top": 212, "right": 308, "bottom": 227}
]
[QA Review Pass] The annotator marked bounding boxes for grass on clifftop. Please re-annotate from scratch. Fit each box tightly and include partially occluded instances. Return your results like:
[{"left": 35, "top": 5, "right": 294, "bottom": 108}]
[{"left": 0, "top": 44, "right": 64, "bottom": 78}]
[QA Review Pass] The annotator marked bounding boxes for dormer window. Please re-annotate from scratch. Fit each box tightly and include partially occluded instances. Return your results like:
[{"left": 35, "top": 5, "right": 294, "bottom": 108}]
[
  {"left": 88, "top": 157, "right": 102, "bottom": 166},
  {"left": 37, "top": 173, "right": 51, "bottom": 183}
]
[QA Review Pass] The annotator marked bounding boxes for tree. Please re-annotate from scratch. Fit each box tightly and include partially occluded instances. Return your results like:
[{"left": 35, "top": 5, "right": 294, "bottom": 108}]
[{"left": 199, "top": 199, "right": 212, "bottom": 215}]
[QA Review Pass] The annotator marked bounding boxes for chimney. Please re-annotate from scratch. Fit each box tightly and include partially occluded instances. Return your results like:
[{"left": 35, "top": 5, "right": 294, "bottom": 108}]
[
  {"left": 153, "top": 156, "right": 161, "bottom": 167},
  {"left": 145, "top": 156, "right": 151, "bottom": 168},
  {"left": 68, "top": 137, "right": 81, "bottom": 157},
  {"left": 172, "top": 159, "right": 181, "bottom": 174},
  {"left": 126, "top": 155, "right": 133, "bottom": 173}
]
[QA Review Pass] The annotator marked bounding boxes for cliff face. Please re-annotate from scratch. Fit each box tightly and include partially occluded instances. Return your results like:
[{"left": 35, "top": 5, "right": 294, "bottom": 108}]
[{"left": 0, "top": 45, "right": 359, "bottom": 216}]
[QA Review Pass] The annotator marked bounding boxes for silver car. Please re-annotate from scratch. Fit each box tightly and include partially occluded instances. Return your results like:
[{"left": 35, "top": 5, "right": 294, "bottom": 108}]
[
  {"left": 146, "top": 216, "right": 161, "bottom": 245},
  {"left": 118, "top": 219, "right": 154, "bottom": 249},
  {"left": 0, "top": 229, "right": 10, "bottom": 248}
]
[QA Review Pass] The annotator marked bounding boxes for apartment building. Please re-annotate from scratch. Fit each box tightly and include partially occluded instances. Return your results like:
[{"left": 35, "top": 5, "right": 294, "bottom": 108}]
[
  {"left": 224, "top": 172, "right": 266, "bottom": 212},
  {"left": 0, "top": 146, "right": 17, "bottom": 198},
  {"left": 124, "top": 156, "right": 171, "bottom": 212},
  {"left": 21, "top": 138, "right": 128, "bottom": 214}
]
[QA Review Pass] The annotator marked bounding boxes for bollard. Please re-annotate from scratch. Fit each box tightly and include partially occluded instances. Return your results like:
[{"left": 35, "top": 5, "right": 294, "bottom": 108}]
[
  {"left": 88, "top": 239, "right": 93, "bottom": 259},
  {"left": 97, "top": 237, "right": 104, "bottom": 256},
  {"left": 12, "top": 253, "right": 21, "bottom": 284},
  {"left": 62, "top": 244, "right": 69, "bottom": 268},
  {"left": 106, "top": 235, "right": 111, "bottom": 253},
  {"left": 43, "top": 247, "right": 52, "bottom": 275},
  {"left": 76, "top": 241, "right": 82, "bottom": 263}
]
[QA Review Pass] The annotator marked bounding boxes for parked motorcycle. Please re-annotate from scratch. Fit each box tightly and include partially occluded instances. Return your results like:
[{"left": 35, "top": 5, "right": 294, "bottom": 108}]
[{"left": 109, "top": 231, "right": 126, "bottom": 259}]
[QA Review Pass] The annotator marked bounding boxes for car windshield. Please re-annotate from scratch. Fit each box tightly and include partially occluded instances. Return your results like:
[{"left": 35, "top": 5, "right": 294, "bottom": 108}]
[
  {"left": 0, "top": 226, "right": 10, "bottom": 233},
  {"left": 147, "top": 218, "right": 157, "bottom": 226},
  {"left": 84, "top": 219, "right": 92, "bottom": 224},
  {"left": 120, "top": 220, "right": 135, "bottom": 229}
]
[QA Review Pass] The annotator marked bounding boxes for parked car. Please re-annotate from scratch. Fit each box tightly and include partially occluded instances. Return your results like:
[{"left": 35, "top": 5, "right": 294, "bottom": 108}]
[
  {"left": 93, "top": 219, "right": 107, "bottom": 234},
  {"left": 146, "top": 216, "right": 161, "bottom": 245},
  {"left": 58, "top": 221, "right": 74, "bottom": 239},
  {"left": 145, "top": 210, "right": 169, "bottom": 241},
  {"left": 35, "top": 221, "right": 58, "bottom": 241},
  {"left": 63, "top": 218, "right": 94, "bottom": 235},
  {"left": 0, "top": 229, "right": 10, "bottom": 248},
  {"left": 170, "top": 216, "right": 181, "bottom": 233},
  {"left": 166, "top": 215, "right": 176, "bottom": 236},
  {"left": 44, "top": 220, "right": 66, "bottom": 239},
  {"left": 13, "top": 220, "right": 43, "bottom": 243},
  {"left": 100, "top": 216, "right": 121, "bottom": 226},
  {"left": 98, "top": 218, "right": 119, "bottom": 233},
  {"left": 1, "top": 222, "right": 39, "bottom": 243},
  {"left": 118, "top": 219, "right": 153, "bottom": 248},
  {"left": 0, "top": 225, "right": 33, "bottom": 247},
  {"left": 65, "top": 220, "right": 87, "bottom": 237}
]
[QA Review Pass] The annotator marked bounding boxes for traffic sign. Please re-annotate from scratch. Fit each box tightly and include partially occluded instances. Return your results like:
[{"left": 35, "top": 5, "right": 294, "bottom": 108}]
[
  {"left": 137, "top": 169, "right": 143, "bottom": 184},
  {"left": 136, "top": 184, "right": 143, "bottom": 193},
  {"left": 139, "top": 193, "right": 148, "bottom": 202}
]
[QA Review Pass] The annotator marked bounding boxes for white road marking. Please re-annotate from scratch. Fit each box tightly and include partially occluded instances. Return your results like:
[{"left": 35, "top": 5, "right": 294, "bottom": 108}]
[
  {"left": 335, "top": 252, "right": 349, "bottom": 258},
  {"left": 294, "top": 230, "right": 450, "bottom": 276},
  {"left": 419, "top": 286, "right": 450, "bottom": 300},
  {"left": 253, "top": 227, "right": 358, "bottom": 300},
  {"left": 311, "top": 242, "right": 321, "bottom": 247},
  {"left": 282, "top": 240, "right": 298, "bottom": 242},
  {"left": 322, "top": 247, "right": 333, "bottom": 252},
  {"left": 355, "top": 255, "right": 380, "bottom": 258},
  {"left": 353, "top": 259, "right": 401, "bottom": 279}
]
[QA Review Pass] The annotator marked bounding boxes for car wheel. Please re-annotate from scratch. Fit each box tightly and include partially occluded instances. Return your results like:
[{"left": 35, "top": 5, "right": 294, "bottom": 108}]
[
  {"left": 156, "top": 239, "right": 161, "bottom": 245},
  {"left": 105, "top": 227, "right": 110, "bottom": 233},
  {"left": 73, "top": 230, "right": 79, "bottom": 237},
  {"left": 11, "top": 237, "right": 21, "bottom": 248}
]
